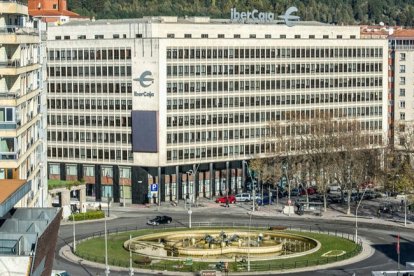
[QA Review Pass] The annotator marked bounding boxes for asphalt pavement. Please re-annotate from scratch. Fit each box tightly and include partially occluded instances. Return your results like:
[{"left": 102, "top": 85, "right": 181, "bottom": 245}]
[{"left": 55, "top": 196, "right": 414, "bottom": 276}]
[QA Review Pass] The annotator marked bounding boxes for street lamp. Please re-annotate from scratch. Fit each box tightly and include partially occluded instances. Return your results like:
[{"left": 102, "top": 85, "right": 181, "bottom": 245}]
[
  {"left": 243, "top": 160, "right": 256, "bottom": 212},
  {"left": 104, "top": 213, "right": 110, "bottom": 275},
  {"left": 72, "top": 211, "right": 76, "bottom": 252},
  {"left": 355, "top": 186, "right": 368, "bottom": 244},
  {"left": 282, "top": 162, "right": 291, "bottom": 216},
  {"left": 247, "top": 212, "right": 252, "bottom": 271},
  {"left": 107, "top": 194, "right": 111, "bottom": 217}
]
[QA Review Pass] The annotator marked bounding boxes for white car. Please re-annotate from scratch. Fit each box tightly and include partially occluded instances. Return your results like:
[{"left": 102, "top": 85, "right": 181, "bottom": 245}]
[{"left": 235, "top": 193, "right": 252, "bottom": 202}]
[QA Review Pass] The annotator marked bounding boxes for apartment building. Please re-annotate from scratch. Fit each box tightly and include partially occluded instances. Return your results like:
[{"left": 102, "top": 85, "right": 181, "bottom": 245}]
[
  {"left": 46, "top": 14, "right": 388, "bottom": 204},
  {"left": 0, "top": 0, "right": 47, "bottom": 212},
  {"left": 389, "top": 29, "right": 414, "bottom": 149}
]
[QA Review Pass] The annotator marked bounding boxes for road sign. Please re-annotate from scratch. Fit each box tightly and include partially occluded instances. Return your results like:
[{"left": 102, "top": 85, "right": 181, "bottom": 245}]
[{"left": 150, "top": 183, "right": 158, "bottom": 192}]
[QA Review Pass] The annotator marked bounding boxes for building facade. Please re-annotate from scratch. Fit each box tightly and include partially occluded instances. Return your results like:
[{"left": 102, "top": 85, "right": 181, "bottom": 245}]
[
  {"left": 389, "top": 29, "right": 414, "bottom": 150},
  {"left": 46, "top": 15, "right": 388, "bottom": 204},
  {"left": 0, "top": 1, "right": 48, "bottom": 210}
]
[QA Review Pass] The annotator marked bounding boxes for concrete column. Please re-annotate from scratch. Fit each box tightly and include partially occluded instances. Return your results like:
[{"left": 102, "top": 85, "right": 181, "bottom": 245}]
[
  {"left": 79, "top": 186, "right": 87, "bottom": 212},
  {"left": 60, "top": 190, "right": 71, "bottom": 206},
  {"left": 209, "top": 162, "right": 214, "bottom": 197}
]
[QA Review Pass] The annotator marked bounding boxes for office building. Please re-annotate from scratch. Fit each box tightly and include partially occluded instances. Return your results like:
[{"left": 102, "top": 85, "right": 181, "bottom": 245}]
[{"left": 46, "top": 14, "right": 388, "bottom": 204}]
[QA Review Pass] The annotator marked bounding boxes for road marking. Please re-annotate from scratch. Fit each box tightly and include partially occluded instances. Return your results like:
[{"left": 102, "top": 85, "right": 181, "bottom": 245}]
[{"left": 322, "top": 250, "right": 346, "bottom": 257}]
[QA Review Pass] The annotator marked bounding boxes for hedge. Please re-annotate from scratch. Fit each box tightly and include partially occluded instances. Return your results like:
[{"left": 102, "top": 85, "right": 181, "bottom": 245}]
[{"left": 68, "top": 210, "right": 105, "bottom": 221}]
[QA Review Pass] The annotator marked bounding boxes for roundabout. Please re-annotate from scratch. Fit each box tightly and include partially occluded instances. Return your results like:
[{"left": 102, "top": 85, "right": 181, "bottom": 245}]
[{"left": 74, "top": 225, "right": 361, "bottom": 273}]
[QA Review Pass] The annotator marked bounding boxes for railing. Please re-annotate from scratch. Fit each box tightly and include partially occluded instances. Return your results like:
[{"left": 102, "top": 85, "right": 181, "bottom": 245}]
[
  {"left": 0, "top": 90, "right": 20, "bottom": 99},
  {"left": 74, "top": 222, "right": 363, "bottom": 273},
  {"left": 0, "top": 25, "right": 38, "bottom": 36}
]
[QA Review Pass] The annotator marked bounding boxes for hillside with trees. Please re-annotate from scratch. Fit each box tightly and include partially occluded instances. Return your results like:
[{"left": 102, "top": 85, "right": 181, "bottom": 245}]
[{"left": 63, "top": 0, "right": 414, "bottom": 26}]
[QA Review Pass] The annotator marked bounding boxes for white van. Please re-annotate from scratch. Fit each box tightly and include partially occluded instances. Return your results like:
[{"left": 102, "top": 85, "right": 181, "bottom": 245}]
[
  {"left": 328, "top": 185, "right": 341, "bottom": 194},
  {"left": 235, "top": 193, "right": 252, "bottom": 202}
]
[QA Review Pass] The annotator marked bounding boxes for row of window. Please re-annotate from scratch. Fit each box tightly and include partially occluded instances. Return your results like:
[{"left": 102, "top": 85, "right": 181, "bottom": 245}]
[
  {"left": 175, "top": 33, "right": 355, "bottom": 40},
  {"left": 48, "top": 99, "right": 132, "bottom": 110},
  {"left": 48, "top": 82, "right": 132, "bottom": 94},
  {"left": 166, "top": 120, "right": 383, "bottom": 144},
  {"left": 166, "top": 78, "right": 383, "bottom": 93},
  {"left": 48, "top": 66, "right": 132, "bottom": 77},
  {"left": 48, "top": 131, "right": 131, "bottom": 144},
  {"left": 166, "top": 62, "right": 383, "bottom": 77},
  {"left": 48, "top": 115, "right": 131, "bottom": 128},
  {"left": 50, "top": 164, "right": 131, "bottom": 178},
  {"left": 166, "top": 107, "right": 383, "bottom": 128},
  {"left": 48, "top": 49, "right": 132, "bottom": 61},
  {"left": 166, "top": 47, "right": 384, "bottom": 60},
  {"left": 48, "top": 147, "right": 133, "bottom": 161},
  {"left": 166, "top": 92, "right": 383, "bottom": 111},
  {"left": 166, "top": 134, "right": 383, "bottom": 161}
]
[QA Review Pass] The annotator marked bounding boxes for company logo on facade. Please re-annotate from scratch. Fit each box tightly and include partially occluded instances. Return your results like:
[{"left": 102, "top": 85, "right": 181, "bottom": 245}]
[
  {"left": 134, "top": 71, "right": 154, "bottom": 88},
  {"left": 230, "top": 6, "right": 299, "bottom": 26}
]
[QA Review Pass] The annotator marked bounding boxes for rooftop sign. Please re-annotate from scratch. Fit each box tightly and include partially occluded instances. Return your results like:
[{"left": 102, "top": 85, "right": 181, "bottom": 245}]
[{"left": 230, "top": 6, "right": 299, "bottom": 26}]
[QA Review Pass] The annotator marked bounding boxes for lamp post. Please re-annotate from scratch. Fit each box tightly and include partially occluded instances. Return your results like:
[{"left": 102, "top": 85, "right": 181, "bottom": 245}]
[
  {"left": 107, "top": 194, "right": 111, "bottom": 217},
  {"left": 282, "top": 162, "right": 291, "bottom": 216},
  {"left": 243, "top": 161, "right": 255, "bottom": 212},
  {"left": 122, "top": 177, "right": 126, "bottom": 208},
  {"left": 72, "top": 212, "right": 76, "bottom": 252},
  {"left": 129, "top": 234, "right": 134, "bottom": 276},
  {"left": 104, "top": 213, "right": 110, "bottom": 275},
  {"left": 355, "top": 186, "right": 368, "bottom": 244},
  {"left": 247, "top": 212, "right": 252, "bottom": 271}
]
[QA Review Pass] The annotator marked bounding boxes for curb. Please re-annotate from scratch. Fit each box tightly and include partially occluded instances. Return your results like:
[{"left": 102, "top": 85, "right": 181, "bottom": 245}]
[
  {"left": 60, "top": 214, "right": 118, "bottom": 226},
  {"left": 59, "top": 231, "right": 374, "bottom": 275}
]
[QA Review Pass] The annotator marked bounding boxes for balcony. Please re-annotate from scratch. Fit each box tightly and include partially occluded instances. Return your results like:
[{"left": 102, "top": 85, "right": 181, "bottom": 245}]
[
  {"left": 0, "top": 59, "right": 40, "bottom": 75},
  {"left": 0, "top": 25, "right": 39, "bottom": 44},
  {"left": 0, "top": 138, "right": 18, "bottom": 160},
  {"left": 0, "top": 1, "right": 28, "bottom": 15}
]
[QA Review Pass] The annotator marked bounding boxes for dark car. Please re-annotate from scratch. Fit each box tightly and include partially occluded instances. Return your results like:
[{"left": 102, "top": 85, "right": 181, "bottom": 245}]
[
  {"left": 256, "top": 196, "right": 273, "bottom": 206},
  {"left": 147, "top": 215, "right": 172, "bottom": 225}
]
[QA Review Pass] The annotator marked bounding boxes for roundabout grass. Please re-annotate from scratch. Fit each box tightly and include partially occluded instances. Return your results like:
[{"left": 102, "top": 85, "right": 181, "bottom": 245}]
[{"left": 75, "top": 227, "right": 361, "bottom": 272}]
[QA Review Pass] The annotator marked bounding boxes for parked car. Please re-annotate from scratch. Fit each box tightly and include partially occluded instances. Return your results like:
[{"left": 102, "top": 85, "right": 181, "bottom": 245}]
[
  {"left": 215, "top": 195, "right": 236, "bottom": 204},
  {"left": 235, "top": 193, "right": 252, "bottom": 202},
  {"left": 51, "top": 271, "right": 70, "bottom": 276},
  {"left": 147, "top": 215, "right": 172, "bottom": 225},
  {"left": 256, "top": 196, "right": 273, "bottom": 206},
  {"left": 290, "top": 188, "right": 301, "bottom": 197},
  {"left": 300, "top": 187, "right": 317, "bottom": 196}
]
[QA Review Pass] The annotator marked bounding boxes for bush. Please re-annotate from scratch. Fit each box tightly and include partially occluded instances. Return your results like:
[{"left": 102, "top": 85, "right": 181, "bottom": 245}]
[{"left": 68, "top": 210, "right": 105, "bottom": 221}]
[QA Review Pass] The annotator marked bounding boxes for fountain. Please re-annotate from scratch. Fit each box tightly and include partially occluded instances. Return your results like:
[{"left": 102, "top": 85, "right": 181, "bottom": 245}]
[{"left": 124, "top": 229, "right": 319, "bottom": 262}]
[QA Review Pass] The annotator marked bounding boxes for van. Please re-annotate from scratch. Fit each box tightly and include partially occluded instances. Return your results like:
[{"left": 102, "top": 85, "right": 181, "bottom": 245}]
[
  {"left": 235, "top": 193, "right": 251, "bottom": 202},
  {"left": 328, "top": 185, "right": 341, "bottom": 194}
]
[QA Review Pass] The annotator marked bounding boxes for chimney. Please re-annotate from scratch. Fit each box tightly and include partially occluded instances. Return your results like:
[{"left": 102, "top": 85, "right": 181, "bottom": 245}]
[{"left": 58, "top": 0, "right": 67, "bottom": 12}]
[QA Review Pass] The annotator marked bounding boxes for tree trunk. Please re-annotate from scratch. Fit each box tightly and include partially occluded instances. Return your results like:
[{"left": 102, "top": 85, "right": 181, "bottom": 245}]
[{"left": 323, "top": 193, "right": 327, "bottom": 212}]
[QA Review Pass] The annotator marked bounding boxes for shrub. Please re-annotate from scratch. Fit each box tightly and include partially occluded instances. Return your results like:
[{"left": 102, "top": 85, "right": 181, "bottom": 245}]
[{"left": 68, "top": 210, "right": 105, "bottom": 221}]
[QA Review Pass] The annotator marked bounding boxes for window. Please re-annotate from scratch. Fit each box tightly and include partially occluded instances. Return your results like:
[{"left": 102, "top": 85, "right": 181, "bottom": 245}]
[
  {"left": 294, "top": 35, "right": 301, "bottom": 39},
  {"left": 167, "top": 33, "right": 175, "bottom": 38},
  {"left": 400, "top": 112, "right": 406, "bottom": 120},
  {"left": 77, "top": 35, "right": 86, "bottom": 39},
  {"left": 136, "top": 34, "right": 142, "bottom": 38},
  {"left": 249, "top": 34, "right": 256, "bottom": 38},
  {"left": 400, "top": 89, "right": 406, "bottom": 96},
  {"left": 84, "top": 165, "right": 95, "bottom": 177},
  {"left": 400, "top": 53, "right": 406, "bottom": 61},
  {"left": 64, "top": 36, "right": 70, "bottom": 40},
  {"left": 66, "top": 165, "right": 77, "bottom": 176},
  {"left": 280, "top": 34, "right": 286, "bottom": 39},
  {"left": 55, "top": 36, "right": 61, "bottom": 40},
  {"left": 400, "top": 77, "right": 406, "bottom": 85},
  {"left": 265, "top": 34, "right": 271, "bottom": 38},
  {"left": 400, "top": 65, "right": 406, "bottom": 73},
  {"left": 337, "top": 35, "right": 343, "bottom": 39},
  {"left": 234, "top": 34, "right": 241, "bottom": 38},
  {"left": 309, "top": 35, "right": 315, "bottom": 39},
  {"left": 95, "top": 35, "right": 104, "bottom": 39},
  {"left": 350, "top": 35, "right": 356, "bottom": 39},
  {"left": 53, "top": 4, "right": 57, "bottom": 9},
  {"left": 49, "top": 164, "right": 60, "bottom": 175},
  {"left": 201, "top": 34, "right": 208, "bottom": 38},
  {"left": 323, "top": 35, "right": 329, "bottom": 39},
  {"left": 400, "top": 101, "right": 406, "bottom": 108},
  {"left": 184, "top": 34, "right": 192, "bottom": 38},
  {"left": 218, "top": 34, "right": 225, "bottom": 38},
  {"left": 0, "top": 107, "right": 14, "bottom": 122},
  {"left": 113, "top": 34, "right": 120, "bottom": 39}
]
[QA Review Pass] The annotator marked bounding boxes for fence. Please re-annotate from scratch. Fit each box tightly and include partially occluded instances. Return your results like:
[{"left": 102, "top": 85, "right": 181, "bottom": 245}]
[{"left": 74, "top": 222, "right": 363, "bottom": 273}]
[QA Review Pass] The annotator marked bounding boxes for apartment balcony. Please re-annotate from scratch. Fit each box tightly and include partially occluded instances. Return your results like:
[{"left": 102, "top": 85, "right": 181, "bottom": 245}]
[
  {"left": 0, "top": 179, "right": 31, "bottom": 217},
  {"left": 0, "top": 59, "right": 40, "bottom": 75},
  {"left": 0, "top": 1, "right": 28, "bottom": 15},
  {"left": 0, "top": 25, "right": 39, "bottom": 44},
  {"left": 0, "top": 138, "right": 18, "bottom": 161}
]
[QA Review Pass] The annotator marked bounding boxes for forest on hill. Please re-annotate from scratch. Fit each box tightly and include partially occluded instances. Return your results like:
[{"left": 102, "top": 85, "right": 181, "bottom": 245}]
[{"left": 65, "top": 0, "right": 414, "bottom": 26}]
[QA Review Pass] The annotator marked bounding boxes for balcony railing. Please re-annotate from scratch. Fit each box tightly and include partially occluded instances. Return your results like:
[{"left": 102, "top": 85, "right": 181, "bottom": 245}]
[
  {"left": 0, "top": 123, "right": 16, "bottom": 129},
  {"left": 0, "top": 89, "right": 20, "bottom": 99},
  {"left": 0, "top": 25, "right": 38, "bottom": 36}
]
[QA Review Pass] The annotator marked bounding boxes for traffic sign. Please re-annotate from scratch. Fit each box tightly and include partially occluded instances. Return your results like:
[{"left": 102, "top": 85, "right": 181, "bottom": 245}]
[{"left": 150, "top": 183, "right": 158, "bottom": 192}]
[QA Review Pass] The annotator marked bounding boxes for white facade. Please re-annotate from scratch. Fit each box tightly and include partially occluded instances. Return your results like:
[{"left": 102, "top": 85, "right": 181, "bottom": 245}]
[
  {"left": 0, "top": 1, "right": 48, "bottom": 207},
  {"left": 46, "top": 16, "right": 388, "bottom": 203}
]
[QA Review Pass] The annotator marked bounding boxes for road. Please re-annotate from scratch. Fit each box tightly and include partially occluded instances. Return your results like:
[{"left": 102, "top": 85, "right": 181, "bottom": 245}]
[{"left": 53, "top": 203, "right": 414, "bottom": 275}]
